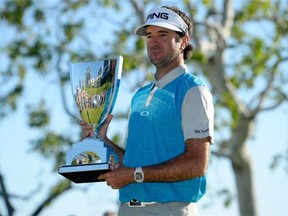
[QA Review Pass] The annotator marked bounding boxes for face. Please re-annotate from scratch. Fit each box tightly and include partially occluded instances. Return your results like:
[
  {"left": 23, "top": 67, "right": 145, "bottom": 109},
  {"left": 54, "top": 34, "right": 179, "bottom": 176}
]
[{"left": 145, "top": 26, "right": 185, "bottom": 69}]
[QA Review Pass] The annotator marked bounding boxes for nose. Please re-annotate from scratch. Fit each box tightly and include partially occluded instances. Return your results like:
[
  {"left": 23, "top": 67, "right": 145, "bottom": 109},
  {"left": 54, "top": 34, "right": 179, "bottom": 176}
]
[{"left": 148, "top": 35, "right": 160, "bottom": 46}]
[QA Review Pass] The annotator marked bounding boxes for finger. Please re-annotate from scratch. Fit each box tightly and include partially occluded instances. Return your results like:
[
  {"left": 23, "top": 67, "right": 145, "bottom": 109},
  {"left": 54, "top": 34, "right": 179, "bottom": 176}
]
[
  {"left": 82, "top": 131, "right": 93, "bottom": 139},
  {"left": 98, "top": 174, "right": 106, "bottom": 181},
  {"left": 79, "top": 120, "right": 87, "bottom": 126},
  {"left": 82, "top": 124, "right": 93, "bottom": 130},
  {"left": 106, "top": 114, "right": 113, "bottom": 123},
  {"left": 108, "top": 155, "right": 118, "bottom": 168},
  {"left": 110, "top": 164, "right": 119, "bottom": 170}
]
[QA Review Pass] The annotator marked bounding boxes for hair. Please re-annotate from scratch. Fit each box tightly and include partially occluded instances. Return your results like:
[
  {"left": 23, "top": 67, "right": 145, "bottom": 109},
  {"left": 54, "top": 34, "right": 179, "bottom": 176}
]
[{"left": 162, "top": 6, "right": 193, "bottom": 60}]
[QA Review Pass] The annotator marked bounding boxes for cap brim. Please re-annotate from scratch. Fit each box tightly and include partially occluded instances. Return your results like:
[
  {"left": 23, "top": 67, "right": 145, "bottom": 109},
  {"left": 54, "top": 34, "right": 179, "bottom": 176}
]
[{"left": 135, "top": 22, "right": 183, "bottom": 36}]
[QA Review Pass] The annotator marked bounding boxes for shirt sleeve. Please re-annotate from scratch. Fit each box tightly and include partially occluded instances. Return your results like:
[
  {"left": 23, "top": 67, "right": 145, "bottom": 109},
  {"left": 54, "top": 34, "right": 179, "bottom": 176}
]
[{"left": 181, "top": 86, "right": 214, "bottom": 143}]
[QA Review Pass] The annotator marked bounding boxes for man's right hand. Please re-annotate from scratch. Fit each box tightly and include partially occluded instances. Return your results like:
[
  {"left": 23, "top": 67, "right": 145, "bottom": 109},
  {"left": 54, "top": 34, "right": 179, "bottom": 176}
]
[
  {"left": 80, "top": 120, "right": 94, "bottom": 140},
  {"left": 80, "top": 114, "right": 113, "bottom": 141}
]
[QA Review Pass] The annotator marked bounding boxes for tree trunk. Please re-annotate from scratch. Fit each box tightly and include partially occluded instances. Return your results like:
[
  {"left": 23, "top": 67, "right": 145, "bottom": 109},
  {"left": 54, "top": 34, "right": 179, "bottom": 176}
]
[{"left": 231, "top": 145, "right": 257, "bottom": 216}]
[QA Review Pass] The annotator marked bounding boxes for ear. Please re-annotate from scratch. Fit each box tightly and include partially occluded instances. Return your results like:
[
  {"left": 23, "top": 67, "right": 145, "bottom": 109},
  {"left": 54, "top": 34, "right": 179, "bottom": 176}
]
[{"left": 181, "top": 35, "right": 190, "bottom": 49}]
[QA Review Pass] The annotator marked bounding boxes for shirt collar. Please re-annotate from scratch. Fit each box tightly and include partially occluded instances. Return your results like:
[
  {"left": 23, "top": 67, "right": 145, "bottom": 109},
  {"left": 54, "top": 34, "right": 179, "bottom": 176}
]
[{"left": 151, "top": 65, "right": 187, "bottom": 89}]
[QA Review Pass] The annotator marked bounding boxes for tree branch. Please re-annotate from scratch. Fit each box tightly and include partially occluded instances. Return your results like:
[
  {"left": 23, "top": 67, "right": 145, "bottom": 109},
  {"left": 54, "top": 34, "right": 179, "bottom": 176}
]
[
  {"left": 0, "top": 173, "right": 14, "bottom": 216},
  {"left": 221, "top": 0, "right": 234, "bottom": 40},
  {"left": 30, "top": 180, "right": 71, "bottom": 216},
  {"left": 258, "top": 90, "right": 288, "bottom": 113},
  {"left": 129, "top": 0, "right": 145, "bottom": 25},
  {"left": 211, "top": 140, "right": 232, "bottom": 159},
  {"left": 211, "top": 150, "right": 231, "bottom": 159},
  {"left": 250, "top": 57, "right": 285, "bottom": 116},
  {"left": 55, "top": 53, "right": 77, "bottom": 120}
]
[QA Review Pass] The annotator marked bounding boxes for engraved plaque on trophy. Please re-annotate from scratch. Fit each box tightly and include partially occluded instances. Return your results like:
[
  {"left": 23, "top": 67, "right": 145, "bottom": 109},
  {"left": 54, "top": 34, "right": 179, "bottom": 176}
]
[{"left": 58, "top": 56, "right": 123, "bottom": 183}]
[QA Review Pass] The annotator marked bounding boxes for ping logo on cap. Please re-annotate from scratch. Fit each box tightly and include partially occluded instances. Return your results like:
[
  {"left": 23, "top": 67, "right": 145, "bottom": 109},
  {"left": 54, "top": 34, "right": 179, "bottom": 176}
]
[
  {"left": 146, "top": 12, "right": 169, "bottom": 21},
  {"left": 135, "top": 7, "right": 189, "bottom": 36}
]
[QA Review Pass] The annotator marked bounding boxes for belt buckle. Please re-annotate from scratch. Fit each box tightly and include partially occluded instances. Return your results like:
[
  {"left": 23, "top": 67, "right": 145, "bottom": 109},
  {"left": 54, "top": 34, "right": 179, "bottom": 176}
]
[{"left": 128, "top": 199, "right": 145, "bottom": 207}]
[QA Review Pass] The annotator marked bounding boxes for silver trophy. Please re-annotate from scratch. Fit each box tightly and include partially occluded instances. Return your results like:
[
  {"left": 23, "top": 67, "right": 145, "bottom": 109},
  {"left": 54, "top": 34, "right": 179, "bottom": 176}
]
[{"left": 58, "top": 55, "right": 123, "bottom": 183}]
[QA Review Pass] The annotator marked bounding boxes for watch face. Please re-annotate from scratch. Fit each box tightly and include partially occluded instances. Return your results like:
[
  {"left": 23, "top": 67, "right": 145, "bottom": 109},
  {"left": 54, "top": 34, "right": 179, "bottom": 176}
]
[{"left": 135, "top": 172, "right": 143, "bottom": 180}]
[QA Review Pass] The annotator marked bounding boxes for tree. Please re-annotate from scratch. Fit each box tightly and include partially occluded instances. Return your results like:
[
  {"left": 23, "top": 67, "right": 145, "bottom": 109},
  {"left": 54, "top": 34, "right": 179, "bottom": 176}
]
[
  {"left": 0, "top": 0, "right": 287, "bottom": 215},
  {"left": 187, "top": 1, "right": 288, "bottom": 215}
]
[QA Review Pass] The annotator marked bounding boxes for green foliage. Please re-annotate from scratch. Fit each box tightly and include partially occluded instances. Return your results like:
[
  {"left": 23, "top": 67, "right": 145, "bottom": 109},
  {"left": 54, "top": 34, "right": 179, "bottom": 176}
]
[
  {"left": 218, "top": 189, "right": 234, "bottom": 207},
  {"left": 28, "top": 102, "right": 50, "bottom": 128},
  {"left": 220, "top": 91, "right": 239, "bottom": 129},
  {"left": 63, "top": 21, "right": 84, "bottom": 42},
  {"left": 111, "top": 133, "right": 122, "bottom": 145},
  {"left": 31, "top": 131, "right": 71, "bottom": 169},
  {"left": 230, "top": 38, "right": 267, "bottom": 88},
  {"left": 122, "top": 54, "right": 140, "bottom": 72},
  {"left": 0, "top": 64, "right": 25, "bottom": 117},
  {"left": 234, "top": 0, "right": 271, "bottom": 22},
  {"left": 98, "top": 0, "right": 121, "bottom": 10},
  {"left": 191, "top": 50, "right": 207, "bottom": 63},
  {"left": 7, "top": 83, "right": 23, "bottom": 111},
  {"left": 135, "top": 37, "right": 145, "bottom": 50},
  {"left": 270, "top": 148, "right": 288, "bottom": 173},
  {"left": 64, "top": 0, "right": 89, "bottom": 10},
  {"left": 0, "top": 81, "right": 23, "bottom": 116},
  {"left": 7, "top": 39, "right": 28, "bottom": 59},
  {"left": 27, "top": 102, "right": 70, "bottom": 168},
  {"left": 33, "top": 8, "right": 44, "bottom": 21},
  {"left": 1, "top": 0, "right": 32, "bottom": 26},
  {"left": 18, "top": 64, "right": 26, "bottom": 79},
  {"left": 201, "top": 0, "right": 212, "bottom": 6},
  {"left": 231, "top": 25, "right": 245, "bottom": 40}
]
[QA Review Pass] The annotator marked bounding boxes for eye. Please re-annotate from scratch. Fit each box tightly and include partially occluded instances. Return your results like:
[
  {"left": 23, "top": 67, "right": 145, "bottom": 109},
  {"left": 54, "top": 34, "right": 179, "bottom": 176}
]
[
  {"left": 160, "top": 33, "right": 168, "bottom": 37},
  {"left": 145, "top": 32, "right": 153, "bottom": 38}
]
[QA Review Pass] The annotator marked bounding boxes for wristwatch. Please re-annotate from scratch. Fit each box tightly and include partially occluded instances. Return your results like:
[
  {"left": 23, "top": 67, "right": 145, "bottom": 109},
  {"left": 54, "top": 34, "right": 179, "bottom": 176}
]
[{"left": 134, "top": 167, "right": 144, "bottom": 183}]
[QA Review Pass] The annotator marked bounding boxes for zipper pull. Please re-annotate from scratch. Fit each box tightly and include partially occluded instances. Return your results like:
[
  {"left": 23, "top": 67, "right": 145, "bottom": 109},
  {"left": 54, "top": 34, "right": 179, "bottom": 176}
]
[{"left": 145, "top": 86, "right": 158, "bottom": 107}]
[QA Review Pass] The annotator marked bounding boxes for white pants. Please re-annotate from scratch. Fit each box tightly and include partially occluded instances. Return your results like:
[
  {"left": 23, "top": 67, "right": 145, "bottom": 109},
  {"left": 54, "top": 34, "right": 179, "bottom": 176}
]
[{"left": 118, "top": 202, "right": 198, "bottom": 216}]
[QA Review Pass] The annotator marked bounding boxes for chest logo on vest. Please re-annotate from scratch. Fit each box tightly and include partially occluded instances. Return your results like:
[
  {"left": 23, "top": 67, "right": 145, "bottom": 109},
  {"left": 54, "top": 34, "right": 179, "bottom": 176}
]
[{"left": 140, "top": 111, "right": 149, "bottom": 116}]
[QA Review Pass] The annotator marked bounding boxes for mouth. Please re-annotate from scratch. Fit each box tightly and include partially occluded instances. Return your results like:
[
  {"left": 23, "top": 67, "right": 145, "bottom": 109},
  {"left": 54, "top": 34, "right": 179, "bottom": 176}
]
[
  {"left": 151, "top": 50, "right": 161, "bottom": 56},
  {"left": 150, "top": 47, "right": 162, "bottom": 58}
]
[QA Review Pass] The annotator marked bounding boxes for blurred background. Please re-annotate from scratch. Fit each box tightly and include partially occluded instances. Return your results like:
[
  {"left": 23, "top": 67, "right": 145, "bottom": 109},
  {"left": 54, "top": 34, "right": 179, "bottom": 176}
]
[{"left": 0, "top": 0, "right": 287, "bottom": 215}]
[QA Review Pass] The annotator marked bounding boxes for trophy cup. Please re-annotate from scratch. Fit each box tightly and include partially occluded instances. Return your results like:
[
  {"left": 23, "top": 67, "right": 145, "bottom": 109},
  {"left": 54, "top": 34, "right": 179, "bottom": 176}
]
[{"left": 58, "top": 55, "right": 123, "bottom": 183}]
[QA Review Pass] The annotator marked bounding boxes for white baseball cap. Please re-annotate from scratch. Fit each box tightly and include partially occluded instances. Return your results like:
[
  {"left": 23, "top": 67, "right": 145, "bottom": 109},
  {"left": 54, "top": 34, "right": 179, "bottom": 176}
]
[{"left": 135, "top": 6, "right": 189, "bottom": 36}]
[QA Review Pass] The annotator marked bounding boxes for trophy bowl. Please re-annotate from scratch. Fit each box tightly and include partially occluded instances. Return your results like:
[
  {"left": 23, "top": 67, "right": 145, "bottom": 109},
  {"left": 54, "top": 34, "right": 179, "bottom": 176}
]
[{"left": 58, "top": 55, "right": 123, "bottom": 183}]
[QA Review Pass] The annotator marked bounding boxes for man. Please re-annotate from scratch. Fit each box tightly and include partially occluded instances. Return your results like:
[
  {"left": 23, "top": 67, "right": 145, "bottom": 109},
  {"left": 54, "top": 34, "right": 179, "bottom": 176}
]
[{"left": 81, "top": 5, "right": 214, "bottom": 216}]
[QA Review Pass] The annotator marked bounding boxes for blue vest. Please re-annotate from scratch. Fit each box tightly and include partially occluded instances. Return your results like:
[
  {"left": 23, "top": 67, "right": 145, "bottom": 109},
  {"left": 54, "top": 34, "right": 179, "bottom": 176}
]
[{"left": 120, "top": 72, "right": 207, "bottom": 203}]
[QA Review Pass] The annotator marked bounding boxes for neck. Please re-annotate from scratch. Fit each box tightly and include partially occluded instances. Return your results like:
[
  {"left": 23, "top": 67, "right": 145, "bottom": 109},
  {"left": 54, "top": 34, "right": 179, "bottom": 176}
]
[{"left": 155, "top": 59, "right": 184, "bottom": 80}]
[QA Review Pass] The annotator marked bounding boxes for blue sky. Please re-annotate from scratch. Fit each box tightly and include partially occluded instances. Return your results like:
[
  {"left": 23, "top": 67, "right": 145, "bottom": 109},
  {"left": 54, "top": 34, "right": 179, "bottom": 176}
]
[{"left": 1, "top": 0, "right": 288, "bottom": 216}]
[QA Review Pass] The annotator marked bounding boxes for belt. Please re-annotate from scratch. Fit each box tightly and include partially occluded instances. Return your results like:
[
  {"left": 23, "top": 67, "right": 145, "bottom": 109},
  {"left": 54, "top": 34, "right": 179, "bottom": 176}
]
[{"left": 125, "top": 199, "right": 156, "bottom": 207}]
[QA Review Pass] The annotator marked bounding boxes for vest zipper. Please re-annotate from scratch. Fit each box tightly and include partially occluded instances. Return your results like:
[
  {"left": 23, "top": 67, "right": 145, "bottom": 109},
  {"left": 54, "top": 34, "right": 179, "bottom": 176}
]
[{"left": 145, "top": 86, "right": 158, "bottom": 107}]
